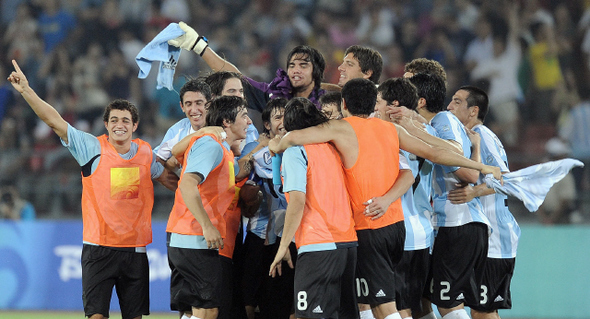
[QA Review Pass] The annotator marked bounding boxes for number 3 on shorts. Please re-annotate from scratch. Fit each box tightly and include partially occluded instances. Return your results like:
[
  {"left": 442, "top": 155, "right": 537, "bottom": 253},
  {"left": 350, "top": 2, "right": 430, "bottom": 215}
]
[{"left": 297, "top": 291, "right": 308, "bottom": 310}]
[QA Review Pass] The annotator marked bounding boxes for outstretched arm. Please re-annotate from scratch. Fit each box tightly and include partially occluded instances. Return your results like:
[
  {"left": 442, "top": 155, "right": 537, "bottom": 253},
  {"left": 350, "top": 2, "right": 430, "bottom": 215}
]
[
  {"left": 169, "top": 21, "right": 241, "bottom": 73},
  {"left": 8, "top": 60, "right": 69, "bottom": 143},
  {"left": 396, "top": 123, "right": 502, "bottom": 180},
  {"left": 268, "top": 119, "right": 350, "bottom": 154}
]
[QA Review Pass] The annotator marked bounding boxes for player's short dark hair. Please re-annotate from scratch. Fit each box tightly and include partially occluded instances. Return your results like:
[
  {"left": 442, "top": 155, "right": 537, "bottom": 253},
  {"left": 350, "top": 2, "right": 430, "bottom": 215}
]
[
  {"left": 286, "top": 45, "right": 326, "bottom": 90},
  {"left": 283, "top": 97, "right": 329, "bottom": 131},
  {"left": 319, "top": 91, "right": 342, "bottom": 110},
  {"left": 341, "top": 78, "right": 377, "bottom": 116},
  {"left": 460, "top": 85, "right": 489, "bottom": 122},
  {"left": 404, "top": 58, "right": 448, "bottom": 87},
  {"left": 103, "top": 99, "right": 139, "bottom": 124},
  {"left": 202, "top": 71, "right": 245, "bottom": 97},
  {"left": 179, "top": 79, "right": 212, "bottom": 104},
  {"left": 206, "top": 96, "right": 247, "bottom": 127},
  {"left": 344, "top": 45, "right": 383, "bottom": 84},
  {"left": 262, "top": 98, "right": 288, "bottom": 134},
  {"left": 408, "top": 73, "right": 446, "bottom": 114},
  {"left": 377, "top": 78, "right": 419, "bottom": 110}
]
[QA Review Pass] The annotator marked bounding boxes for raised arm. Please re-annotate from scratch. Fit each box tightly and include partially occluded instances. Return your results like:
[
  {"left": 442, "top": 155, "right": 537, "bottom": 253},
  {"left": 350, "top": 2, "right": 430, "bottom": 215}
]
[
  {"left": 169, "top": 22, "right": 241, "bottom": 73},
  {"left": 8, "top": 60, "right": 69, "bottom": 143}
]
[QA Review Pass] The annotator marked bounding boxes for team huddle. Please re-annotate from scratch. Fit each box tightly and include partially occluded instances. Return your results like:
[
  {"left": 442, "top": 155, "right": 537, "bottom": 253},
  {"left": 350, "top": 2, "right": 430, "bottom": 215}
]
[{"left": 9, "top": 20, "right": 518, "bottom": 319}]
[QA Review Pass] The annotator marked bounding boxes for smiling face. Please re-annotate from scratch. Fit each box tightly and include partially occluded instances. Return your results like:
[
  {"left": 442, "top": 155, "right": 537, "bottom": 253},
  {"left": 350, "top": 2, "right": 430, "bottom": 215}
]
[
  {"left": 287, "top": 53, "right": 314, "bottom": 91},
  {"left": 221, "top": 77, "right": 244, "bottom": 98},
  {"left": 338, "top": 53, "right": 369, "bottom": 86},
  {"left": 265, "top": 108, "right": 285, "bottom": 138},
  {"left": 104, "top": 109, "right": 138, "bottom": 143},
  {"left": 180, "top": 91, "right": 208, "bottom": 131},
  {"left": 226, "top": 107, "right": 252, "bottom": 142},
  {"left": 374, "top": 92, "right": 391, "bottom": 121}
]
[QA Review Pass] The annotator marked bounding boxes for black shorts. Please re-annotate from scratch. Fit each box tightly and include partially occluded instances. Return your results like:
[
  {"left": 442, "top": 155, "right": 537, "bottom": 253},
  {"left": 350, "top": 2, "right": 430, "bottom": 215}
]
[
  {"left": 468, "top": 257, "right": 515, "bottom": 312},
  {"left": 81, "top": 244, "right": 149, "bottom": 319},
  {"left": 430, "top": 223, "right": 488, "bottom": 309},
  {"left": 168, "top": 246, "right": 222, "bottom": 311},
  {"left": 294, "top": 247, "right": 358, "bottom": 319},
  {"left": 259, "top": 239, "right": 297, "bottom": 319},
  {"left": 355, "top": 221, "right": 405, "bottom": 306},
  {"left": 394, "top": 248, "right": 431, "bottom": 313},
  {"left": 241, "top": 231, "right": 272, "bottom": 306},
  {"left": 217, "top": 256, "right": 234, "bottom": 319}
]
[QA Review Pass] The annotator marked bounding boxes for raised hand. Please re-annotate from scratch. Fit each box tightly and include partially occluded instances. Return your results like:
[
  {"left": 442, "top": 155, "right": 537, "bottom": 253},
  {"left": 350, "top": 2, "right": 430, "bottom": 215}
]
[{"left": 7, "top": 60, "right": 29, "bottom": 93}]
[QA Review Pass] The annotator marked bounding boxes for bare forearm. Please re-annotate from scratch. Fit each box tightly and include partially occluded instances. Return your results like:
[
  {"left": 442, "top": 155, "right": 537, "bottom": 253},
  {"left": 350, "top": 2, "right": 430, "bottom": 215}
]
[
  {"left": 20, "top": 86, "right": 68, "bottom": 141},
  {"left": 280, "top": 192, "right": 305, "bottom": 251},
  {"left": 201, "top": 48, "right": 241, "bottom": 73},
  {"left": 383, "top": 169, "right": 414, "bottom": 203}
]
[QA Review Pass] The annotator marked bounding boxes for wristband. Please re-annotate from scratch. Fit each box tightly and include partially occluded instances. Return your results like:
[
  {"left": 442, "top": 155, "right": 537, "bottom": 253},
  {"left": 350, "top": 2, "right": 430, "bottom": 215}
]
[{"left": 192, "top": 36, "right": 209, "bottom": 56}]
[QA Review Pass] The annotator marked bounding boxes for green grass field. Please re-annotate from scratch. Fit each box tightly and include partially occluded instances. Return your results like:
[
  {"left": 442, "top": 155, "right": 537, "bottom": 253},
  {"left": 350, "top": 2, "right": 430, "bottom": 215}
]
[{"left": 0, "top": 311, "right": 179, "bottom": 318}]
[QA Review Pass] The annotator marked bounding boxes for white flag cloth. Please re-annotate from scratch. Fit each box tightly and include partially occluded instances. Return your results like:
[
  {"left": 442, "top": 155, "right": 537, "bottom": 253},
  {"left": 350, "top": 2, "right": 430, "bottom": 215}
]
[{"left": 483, "top": 158, "right": 584, "bottom": 212}]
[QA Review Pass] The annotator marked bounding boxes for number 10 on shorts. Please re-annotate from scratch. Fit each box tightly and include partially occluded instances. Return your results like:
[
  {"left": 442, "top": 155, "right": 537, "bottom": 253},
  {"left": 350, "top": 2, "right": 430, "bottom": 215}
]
[{"left": 356, "top": 278, "right": 369, "bottom": 297}]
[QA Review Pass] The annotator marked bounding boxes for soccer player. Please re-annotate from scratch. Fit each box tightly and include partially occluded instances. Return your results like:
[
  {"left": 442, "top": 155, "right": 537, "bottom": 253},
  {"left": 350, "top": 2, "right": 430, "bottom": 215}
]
[
  {"left": 337, "top": 45, "right": 383, "bottom": 86},
  {"left": 166, "top": 96, "right": 252, "bottom": 319},
  {"left": 270, "top": 78, "right": 501, "bottom": 319},
  {"left": 406, "top": 74, "right": 490, "bottom": 319},
  {"left": 269, "top": 97, "right": 358, "bottom": 319},
  {"left": 447, "top": 86, "right": 519, "bottom": 319},
  {"left": 153, "top": 79, "right": 213, "bottom": 174},
  {"left": 374, "top": 77, "right": 436, "bottom": 319},
  {"left": 320, "top": 91, "right": 343, "bottom": 120},
  {"left": 238, "top": 98, "right": 291, "bottom": 319},
  {"left": 168, "top": 22, "right": 327, "bottom": 108},
  {"left": 8, "top": 59, "right": 176, "bottom": 319}
]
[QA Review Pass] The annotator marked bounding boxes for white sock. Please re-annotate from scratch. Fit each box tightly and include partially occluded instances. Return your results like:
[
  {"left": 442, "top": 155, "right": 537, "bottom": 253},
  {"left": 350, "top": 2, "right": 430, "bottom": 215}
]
[
  {"left": 360, "top": 309, "right": 376, "bottom": 319},
  {"left": 384, "top": 313, "right": 403, "bottom": 319},
  {"left": 181, "top": 315, "right": 191, "bottom": 319},
  {"left": 418, "top": 312, "right": 437, "bottom": 319},
  {"left": 403, "top": 317, "right": 413, "bottom": 319},
  {"left": 442, "top": 309, "right": 469, "bottom": 319}
]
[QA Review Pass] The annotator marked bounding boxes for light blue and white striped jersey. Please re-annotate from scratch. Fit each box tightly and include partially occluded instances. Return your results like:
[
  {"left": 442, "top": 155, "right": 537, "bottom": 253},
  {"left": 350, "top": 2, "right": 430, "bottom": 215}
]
[
  {"left": 400, "top": 150, "right": 434, "bottom": 251},
  {"left": 474, "top": 124, "right": 520, "bottom": 258},
  {"left": 153, "top": 118, "right": 195, "bottom": 162},
  {"left": 413, "top": 124, "right": 437, "bottom": 223},
  {"left": 241, "top": 142, "right": 287, "bottom": 242},
  {"left": 430, "top": 111, "right": 489, "bottom": 228}
]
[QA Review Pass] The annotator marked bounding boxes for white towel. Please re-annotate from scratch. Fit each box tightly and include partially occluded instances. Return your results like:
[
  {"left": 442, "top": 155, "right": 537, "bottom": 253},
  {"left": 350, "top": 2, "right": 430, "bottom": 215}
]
[
  {"left": 484, "top": 158, "right": 584, "bottom": 212},
  {"left": 135, "top": 23, "right": 184, "bottom": 90}
]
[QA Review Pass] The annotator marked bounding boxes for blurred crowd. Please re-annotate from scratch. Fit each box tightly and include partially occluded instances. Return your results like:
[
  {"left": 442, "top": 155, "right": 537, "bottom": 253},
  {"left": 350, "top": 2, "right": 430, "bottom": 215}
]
[{"left": 0, "top": 0, "right": 589, "bottom": 221}]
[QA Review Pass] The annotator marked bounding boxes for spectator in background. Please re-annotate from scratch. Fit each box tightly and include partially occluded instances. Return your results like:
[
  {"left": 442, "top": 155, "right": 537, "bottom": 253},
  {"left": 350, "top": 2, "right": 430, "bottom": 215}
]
[
  {"left": 471, "top": 3, "right": 522, "bottom": 147},
  {"left": 559, "top": 87, "right": 590, "bottom": 206},
  {"left": 0, "top": 184, "right": 36, "bottom": 220},
  {"left": 38, "top": 0, "right": 76, "bottom": 53},
  {"left": 526, "top": 21, "right": 564, "bottom": 124},
  {"left": 464, "top": 13, "right": 493, "bottom": 81},
  {"left": 538, "top": 137, "right": 578, "bottom": 224}
]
